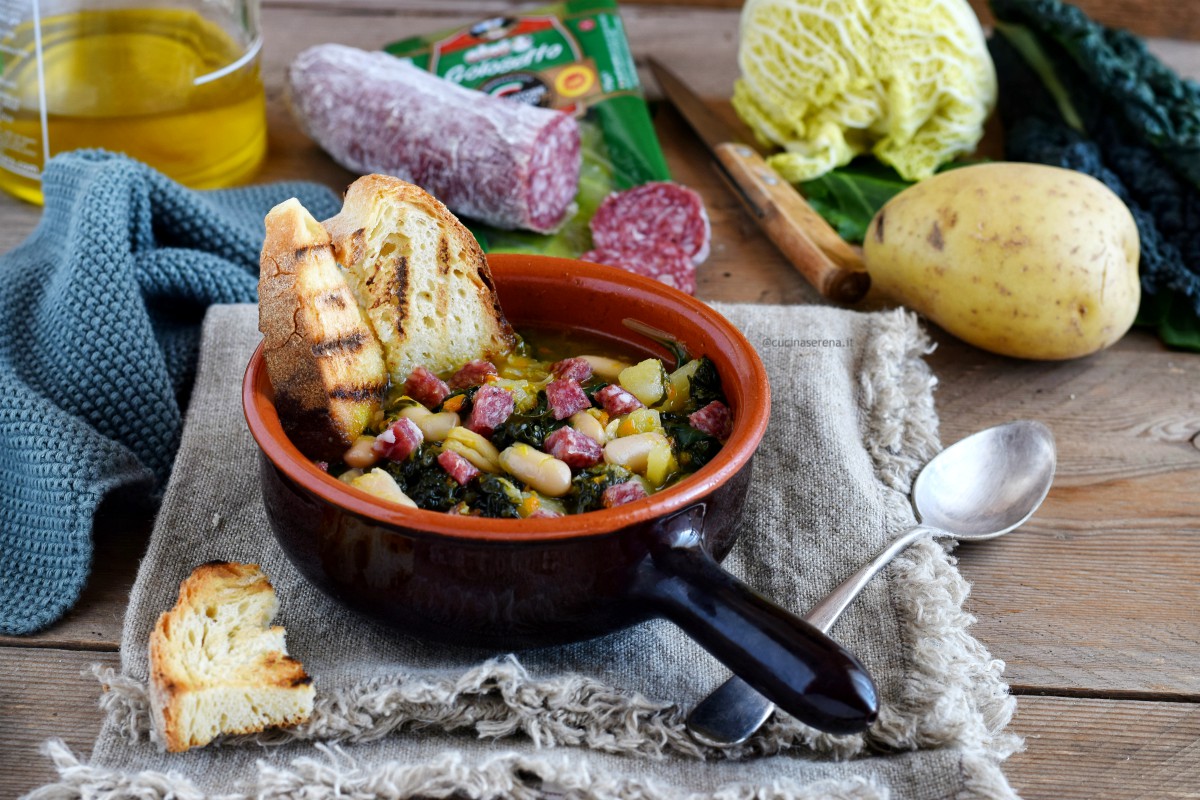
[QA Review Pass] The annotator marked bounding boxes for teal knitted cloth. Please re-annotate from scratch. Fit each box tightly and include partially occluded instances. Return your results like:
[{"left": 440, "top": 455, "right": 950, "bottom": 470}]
[{"left": 0, "top": 151, "right": 340, "bottom": 635}]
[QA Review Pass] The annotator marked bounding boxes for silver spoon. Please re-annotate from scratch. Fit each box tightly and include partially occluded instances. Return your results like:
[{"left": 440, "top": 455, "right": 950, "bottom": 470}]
[{"left": 685, "top": 420, "right": 1057, "bottom": 746}]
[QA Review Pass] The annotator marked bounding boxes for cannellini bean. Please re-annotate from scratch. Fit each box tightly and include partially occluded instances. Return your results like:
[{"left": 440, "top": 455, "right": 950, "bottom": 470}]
[
  {"left": 569, "top": 411, "right": 607, "bottom": 444},
  {"left": 343, "top": 435, "right": 380, "bottom": 468},
  {"left": 350, "top": 468, "right": 417, "bottom": 507},
  {"left": 603, "top": 432, "right": 670, "bottom": 474},
  {"left": 398, "top": 403, "right": 432, "bottom": 420},
  {"left": 411, "top": 411, "right": 459, "bottom": 441},
  {"left": 499, "top": 444, "right": 572, "bottom": 497},
  {"left": 443, "top": 426, "right": 501, "bottom": 473},
  {"left": 580, "top": 355, "right": 633, "bottom": 382}
]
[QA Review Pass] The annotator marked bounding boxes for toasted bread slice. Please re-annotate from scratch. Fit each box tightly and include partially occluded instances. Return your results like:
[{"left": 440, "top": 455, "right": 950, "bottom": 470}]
[
  {"left": 148, "top": 562, "right": 314, "bottom": 753},
  {"left": 323, "top": 175, "right": 517, "bottom": 385},
  {"left": 259, "top": 198, "right": 388, "bottom": 461}
]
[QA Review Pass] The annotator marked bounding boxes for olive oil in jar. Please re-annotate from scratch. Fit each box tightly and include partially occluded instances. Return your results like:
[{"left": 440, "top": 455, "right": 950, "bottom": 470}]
[{"left": 0, "top": 7, "right": 266, "bottom": 204}]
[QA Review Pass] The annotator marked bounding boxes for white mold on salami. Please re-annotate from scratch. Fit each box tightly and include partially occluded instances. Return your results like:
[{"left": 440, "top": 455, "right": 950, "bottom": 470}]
[{"left": 288, "top": 44, "right": 581, "bottom": 234}]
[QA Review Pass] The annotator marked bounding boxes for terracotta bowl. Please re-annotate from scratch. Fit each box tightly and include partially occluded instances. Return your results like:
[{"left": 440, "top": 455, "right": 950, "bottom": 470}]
[{"left": 244, "top": 253, "right": 877, "bottom": 734}]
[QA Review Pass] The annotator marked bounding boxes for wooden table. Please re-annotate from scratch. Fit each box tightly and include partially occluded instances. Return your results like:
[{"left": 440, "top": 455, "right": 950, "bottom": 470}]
[{"left": 2, "top": 2, "right": 1198, "bottom": 797}]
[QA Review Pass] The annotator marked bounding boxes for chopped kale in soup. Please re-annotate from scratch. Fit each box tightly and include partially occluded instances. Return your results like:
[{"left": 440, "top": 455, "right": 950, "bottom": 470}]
[{"left": 326, "top": 330, "right": 732, "bottom": 518}]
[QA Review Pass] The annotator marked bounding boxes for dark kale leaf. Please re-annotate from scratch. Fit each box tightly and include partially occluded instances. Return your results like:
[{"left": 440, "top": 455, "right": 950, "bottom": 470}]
[
  {"left": 474, "top": 475, "right": 523, "bottom": 519},
  {"left": 662, "top": 414, "right": 722, "bottom": 472},
  {"left": 992, "top": 0, "right": 1200, "bottom": 187},
  {"left": 567, "top": 464, "right": 635, "bottom": 514},
  {"left": 381, "top": 446, "right": 466, "bottom": 512},
  {"left": 489, "top": 390, "right": 569, "bottom": 450},
  {"left": 685, "top": 357, "right": 724, "bottom": 410}
]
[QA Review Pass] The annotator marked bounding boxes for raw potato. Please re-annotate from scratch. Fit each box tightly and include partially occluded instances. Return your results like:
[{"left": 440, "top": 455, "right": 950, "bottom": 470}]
[{"left": 863, "top": 163, "right": 1140, "bottom": 360}]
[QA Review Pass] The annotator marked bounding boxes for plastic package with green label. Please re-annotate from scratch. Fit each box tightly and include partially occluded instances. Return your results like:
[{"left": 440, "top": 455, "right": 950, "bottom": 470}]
[{"left": 384, "top": 0, "right": 669, "bottom": 256}]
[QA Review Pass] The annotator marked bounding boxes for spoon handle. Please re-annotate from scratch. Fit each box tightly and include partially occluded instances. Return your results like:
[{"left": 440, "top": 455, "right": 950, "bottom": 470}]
[
  {"left": 805, "top": 525, "right": 940, "bottom": 631},
  {"left": 685, "top": 525, "right": 941, "bottom": 746}
]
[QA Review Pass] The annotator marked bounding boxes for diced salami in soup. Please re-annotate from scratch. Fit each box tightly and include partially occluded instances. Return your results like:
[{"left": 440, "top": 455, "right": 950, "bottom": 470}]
[{"left": 322, "top": 330, "right": 732, "bottom": 517}]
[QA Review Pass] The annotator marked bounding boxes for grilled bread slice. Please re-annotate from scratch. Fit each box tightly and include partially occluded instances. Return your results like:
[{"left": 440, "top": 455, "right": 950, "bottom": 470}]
[
  {"left": 259, "top": 198, "right": 388, "bottom": 461},
  {"left": 148, "top": 562, "right": 314, "bottom": 753},
  {"left": 323, "top": 175, "right": 516, "bottom": 385}
]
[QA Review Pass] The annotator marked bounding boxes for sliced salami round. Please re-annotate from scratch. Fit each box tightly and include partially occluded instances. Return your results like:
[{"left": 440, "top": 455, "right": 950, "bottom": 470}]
[
  {"left": 373, "top": 418, "right": 423, "bottom": 461},
  {"left": 549, "top": 357, "right": 593, "bottom": 384},
  {"left": 689, "top": 400, "right": 732, "bottom": 440},
  {"left": 437, "top": 450, "right": 481, "bottom": 486},
  {"left": 289, "top": 44, "right": 580, "bottom": 234},
  {"left": 589, "top": 181, "right": 711, "bottom": 265},
  {"left": 582, "top": 243, "right": 697, "bottom": 295},
  {"left": 595, "top": 384, "right": 644, "bottom": 416}
]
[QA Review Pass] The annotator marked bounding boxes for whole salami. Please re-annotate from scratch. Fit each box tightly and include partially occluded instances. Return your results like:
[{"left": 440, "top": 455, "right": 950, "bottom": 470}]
[
  {"left": 288, "top": 44, "right": 581, "bottom": 234},
  {"left": 590, "top": 181, "right": 711, "bottom": 265}
]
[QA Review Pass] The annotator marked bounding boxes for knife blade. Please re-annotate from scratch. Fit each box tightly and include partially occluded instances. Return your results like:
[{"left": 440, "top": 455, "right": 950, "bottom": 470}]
[{"left": 647, "top": 58, "right": 869, "bottom": 304}]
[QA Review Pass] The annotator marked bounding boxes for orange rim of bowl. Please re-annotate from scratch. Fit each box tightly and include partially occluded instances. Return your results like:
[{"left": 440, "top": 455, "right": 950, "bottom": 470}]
[{"left": 243, "top": 254, "right": 770, "bottom": 542}]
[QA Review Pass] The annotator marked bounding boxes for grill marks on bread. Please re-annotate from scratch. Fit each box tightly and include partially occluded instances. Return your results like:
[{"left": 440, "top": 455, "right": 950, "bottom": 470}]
[
  {"left": 324, "top": 175, "right": 516, "bottom": 385},
  {"left": 310, "top": 330, "right": 366, "bottom": 358},
  {"left": 259, "top": 176, "right": 517, "bottom": 461},
  {"left": 329, "top": 384, "right": 383, "bottom": 402},
  {"left": 316, "top": 290, "right": 347, "bottom": 310},
  {"left": 258, "top": 199, "right": 388, "bottom": 461}
]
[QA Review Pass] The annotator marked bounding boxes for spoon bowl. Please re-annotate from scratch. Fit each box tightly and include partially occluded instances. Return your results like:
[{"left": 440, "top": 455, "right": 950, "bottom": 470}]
[
  {"left": 685, "top": 420, "right": 1057, "bottom": 746},
  {"left": 914, "top": 420, "right": 1056, "bottom": 540}
]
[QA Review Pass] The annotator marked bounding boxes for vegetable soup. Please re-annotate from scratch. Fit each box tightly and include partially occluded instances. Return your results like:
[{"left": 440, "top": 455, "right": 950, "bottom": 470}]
[{"left": 323, "top": 330, "right": 732, "bottom": 518}]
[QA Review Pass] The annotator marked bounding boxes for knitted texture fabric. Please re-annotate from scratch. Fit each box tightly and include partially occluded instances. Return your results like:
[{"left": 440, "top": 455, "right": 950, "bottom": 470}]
[{"left": 0, "top": 151, "right": 340, "bottom": 635}]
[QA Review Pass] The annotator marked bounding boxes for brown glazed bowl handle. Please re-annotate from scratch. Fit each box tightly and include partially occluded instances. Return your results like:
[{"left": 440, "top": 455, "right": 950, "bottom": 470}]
[{"left": 629, "top": 506, "right": 879, "bottom": 736}]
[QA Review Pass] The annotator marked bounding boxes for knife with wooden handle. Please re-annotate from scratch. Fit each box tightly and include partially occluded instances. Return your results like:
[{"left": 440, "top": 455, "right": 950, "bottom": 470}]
[{"left": 647, "top": 59, "right": 870, "bottom": 304}]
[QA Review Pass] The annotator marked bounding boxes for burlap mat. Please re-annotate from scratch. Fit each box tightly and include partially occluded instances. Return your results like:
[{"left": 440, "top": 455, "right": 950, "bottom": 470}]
[{"left": 31, "top": 302, "right": 1021, "bottom": 799}]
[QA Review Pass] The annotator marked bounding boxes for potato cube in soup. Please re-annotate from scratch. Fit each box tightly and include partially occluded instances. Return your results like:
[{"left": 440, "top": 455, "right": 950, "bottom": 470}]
[{"left": 618, "top": 359, "right": 668, "bottom": 406}]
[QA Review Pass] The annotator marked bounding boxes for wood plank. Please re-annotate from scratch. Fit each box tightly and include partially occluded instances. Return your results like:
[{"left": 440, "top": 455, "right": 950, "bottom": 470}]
[
  {"left": 264, "top": 0, "right": 1200, "bottom": 42},
  {"left": 956, "top": 513, "right": 1200, "bottom": 696},
  {"left": 0, "top": 199, "right": 38, "bottom": 253},
  {"left": 928, "top": 336, "right": 1200, "bottom": 489},
  {"left": 1, "top": 652, "right": 1195, "bottom": 800},
  {"left": 930, "top": 333, "right": 1200, "bottom": 696},
  {"left": 0, "top": 648, "right": 119, "bottom": 799},
  {"left": 1005, "top": 696, "right": 1200, "bottom": 800}
]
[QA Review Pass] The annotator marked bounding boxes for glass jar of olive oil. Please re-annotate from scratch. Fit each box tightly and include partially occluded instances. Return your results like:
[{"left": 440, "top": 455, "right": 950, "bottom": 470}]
[{"left": 0, "top": 0, "right": 266, "bottom": 204}]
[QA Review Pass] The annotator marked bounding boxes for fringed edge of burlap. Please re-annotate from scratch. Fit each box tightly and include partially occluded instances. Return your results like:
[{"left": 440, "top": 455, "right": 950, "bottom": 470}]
[
  {"left": 854, "top": 309, "right": 1023, "bottom": 799},
  {"left": 733, "top": 310, "right": 1023, "bottom": 799},
  {"left": 27, "top": 739, "right": 887, "bottom": 800},
  {"left": 34, "top": 307, "right": 1020, "bottom": 799}
]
